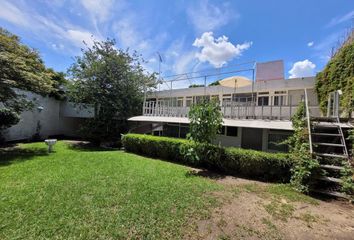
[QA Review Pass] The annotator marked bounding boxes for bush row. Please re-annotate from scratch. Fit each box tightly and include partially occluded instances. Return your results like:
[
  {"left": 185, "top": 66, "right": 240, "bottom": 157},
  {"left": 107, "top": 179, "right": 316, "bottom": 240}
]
[{"left": 122, "top": 134, "right": 292, "bottom": 182}]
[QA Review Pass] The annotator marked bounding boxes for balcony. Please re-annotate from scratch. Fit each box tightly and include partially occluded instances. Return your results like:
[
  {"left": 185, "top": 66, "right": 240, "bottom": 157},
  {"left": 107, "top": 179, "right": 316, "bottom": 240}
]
[{"left": 143, "top": 101, "right": 321, "bottom": 121}]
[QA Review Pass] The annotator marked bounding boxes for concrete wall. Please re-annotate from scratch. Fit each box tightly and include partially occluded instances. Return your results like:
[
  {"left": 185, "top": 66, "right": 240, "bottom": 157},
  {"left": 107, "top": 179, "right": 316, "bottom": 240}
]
[
  {"left": 2, "top": 91, "right": 92, "bottom": 142},
  {"left": 214, "top": 127, "right": 242, "bottom": 147}
]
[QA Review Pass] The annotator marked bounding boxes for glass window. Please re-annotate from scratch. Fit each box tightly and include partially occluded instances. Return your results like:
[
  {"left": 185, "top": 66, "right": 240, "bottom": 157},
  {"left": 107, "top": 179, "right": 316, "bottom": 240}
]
[
  {"left": 274, "top": 95, "right": 285, "bottom": 106},
  {"left": 226, "top": 126, "right": 238, "bottom": 137},
  {"left": 219, "top": 126, "right": 225, "bottom": 135},
  {"left": 268, "top": 132, "right": 290, "bottom": 152},
  {"left": 177, "top": 97, "right": 183, "bottom": 107},
  {"left": 258, "top": 96, "right": 269, "bottom": 106},
  {"left": 186, "top": 97, "right": 193, "bottom": 107}
]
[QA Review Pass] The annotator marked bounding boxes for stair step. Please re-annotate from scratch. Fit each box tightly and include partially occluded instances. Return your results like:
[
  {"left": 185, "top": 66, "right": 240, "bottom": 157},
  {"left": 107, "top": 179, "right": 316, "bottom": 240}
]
[
  {"left": 320, "top": 164, "right": 344, "bottom": 171},
  {"left": 311, "top": 189, "right": 350, "bottom": 199},
  {"left": 313, "top": 124, "right": 339, "bottom": 128},
  {"left": 316, "top": 153, "right": 348, "bottom": 159},
  {"left": 310, "top": 117, "right": 337, "bottom": 122},
  {"left": 317, "top": 176, "right": 343, "bottom": 183},
  {"left": 312, "top": 133, "right": 341, "bottom": 137},
  {"left": 313, "top": 142, "right": 345, "bottom": 147}
]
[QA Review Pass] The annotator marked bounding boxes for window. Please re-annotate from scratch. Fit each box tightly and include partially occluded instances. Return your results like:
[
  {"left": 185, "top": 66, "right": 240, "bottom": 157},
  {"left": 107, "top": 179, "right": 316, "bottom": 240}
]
[
  {"left": 186, "top": 97, "right": 193, "bottom": 107},
  {"left": 194, "top": 95, "right": 210, "bottom": 104},
  {"left": 177, "top": 97, "right": 183, "bottom": 107},
  {"left": 232, "top": 93, "right": 253, "bottom": 104},
  {"left": 220, "top": 126, "right": 225, "bottom": 135},
  {"left": 268, "top": 131, "right": 291, "bottom": 152},
  {"left": 258, "top": 96, "right": 269, "bottom": 106},
  {"left": 274, "top": 95, "right": 285, "bottom": 106},
  {"left": 222, "top": 94, "right": 231, "bottom": 105},
  {"left": 226, "top": 126, "right": 238, "bottom": 137},
  {"left": 274, "top": 91, "right": 286, "bottom": 94}
]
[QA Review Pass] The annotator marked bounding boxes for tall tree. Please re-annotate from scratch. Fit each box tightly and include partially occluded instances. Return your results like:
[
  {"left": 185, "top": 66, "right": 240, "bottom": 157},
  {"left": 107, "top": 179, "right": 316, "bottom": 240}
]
[
  {"left": 316, "top": 33, "right": 354, "bottom": 116},
  {"left": 0, "top": 28, "right": 55, "bottom": 135},
  {"left": 68, "top": 39, "right": 157, "bottom": 144}
]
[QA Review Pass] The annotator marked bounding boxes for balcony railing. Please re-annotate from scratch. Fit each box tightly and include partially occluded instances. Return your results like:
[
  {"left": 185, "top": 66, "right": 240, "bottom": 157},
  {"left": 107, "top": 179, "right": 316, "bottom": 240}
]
[{"left": 143, "top": 101, "right": 321, "bottom": 120}]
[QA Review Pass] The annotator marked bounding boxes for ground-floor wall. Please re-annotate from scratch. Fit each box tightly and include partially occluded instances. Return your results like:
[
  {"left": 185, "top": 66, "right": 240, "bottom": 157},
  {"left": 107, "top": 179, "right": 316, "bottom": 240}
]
[
  {"left": 1, "top": 92, "right": 88, "bottom": 142},
  {"left": 131, "top": 121, "right": 292, "bottom": 152}
]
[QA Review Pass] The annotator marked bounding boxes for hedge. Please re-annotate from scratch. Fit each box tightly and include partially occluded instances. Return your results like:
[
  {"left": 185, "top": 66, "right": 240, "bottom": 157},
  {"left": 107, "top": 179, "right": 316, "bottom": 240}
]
[{"left": 122, "top": 134, "right": 292, "bottom": 182}]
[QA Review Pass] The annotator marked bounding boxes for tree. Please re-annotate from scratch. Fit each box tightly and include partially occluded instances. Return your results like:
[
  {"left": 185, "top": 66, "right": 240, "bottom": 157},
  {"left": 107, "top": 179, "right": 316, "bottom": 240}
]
[
  {"left": 316, "top": 36, "right": 354, "bottom": 116},
  {"left": 188, "top": 100, "right": 223, "bottom": 144},
  {"left": 68, "top": 39, "right": 157, "bottom": 144},
  {"left": 46, "top": 68, "right": 68, "bottom": 100},
  {"left": 0, "top": 28, "right": 55, "bottom": 133}
]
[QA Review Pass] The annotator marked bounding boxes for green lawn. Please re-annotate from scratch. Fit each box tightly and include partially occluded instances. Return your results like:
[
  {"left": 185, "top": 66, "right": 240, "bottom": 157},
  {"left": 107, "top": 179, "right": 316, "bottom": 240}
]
[{"left": 0, "top": 141, "right": 220, "bottom": 239}]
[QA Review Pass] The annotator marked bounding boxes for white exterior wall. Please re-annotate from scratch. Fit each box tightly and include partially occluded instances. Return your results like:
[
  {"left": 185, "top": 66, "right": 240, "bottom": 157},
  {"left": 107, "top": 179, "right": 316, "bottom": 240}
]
[
  {"left": 2, "top": 91, "right": 93, "bottom": 141},
  {"left": 214, "top": 127, "right": 242, "bottom": 147}
]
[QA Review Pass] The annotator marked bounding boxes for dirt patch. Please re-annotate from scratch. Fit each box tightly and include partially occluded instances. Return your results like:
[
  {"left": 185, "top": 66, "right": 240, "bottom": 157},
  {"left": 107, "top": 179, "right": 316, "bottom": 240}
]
[{"left": 186, "top": 176, "right": 354, "bottom": 240}]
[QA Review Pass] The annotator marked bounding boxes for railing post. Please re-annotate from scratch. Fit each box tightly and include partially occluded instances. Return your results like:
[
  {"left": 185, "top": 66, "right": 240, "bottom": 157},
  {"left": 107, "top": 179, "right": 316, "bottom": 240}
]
[
  {"left": 270, "top": 97, "right": 273, "bottom": 120},
  {"left": 304, "top": 88, "right": 313, "bottom": 154},
  {"left": 289, "top": 95, "right": 292, "bottom": 119},
  {"left": 237, "top": 103, "right": 240, "bottom": 119}
]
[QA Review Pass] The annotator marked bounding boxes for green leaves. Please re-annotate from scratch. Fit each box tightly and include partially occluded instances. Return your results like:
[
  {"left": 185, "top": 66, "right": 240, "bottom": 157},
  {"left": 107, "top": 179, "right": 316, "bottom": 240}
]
[
  {"left": 122, "top": 134, "right": 292, "bottom": 182},
  {"left": 286, "top": 103, "right": 320, "bottom": 193},
  {"left": 188, "top": 100, "right": 223, "bottom": 144},
  {"left": 315, "top": 41, "right": 354, "bottom": 115},
  {"left": 0, "top": 108, "right": 20, "bottom": 130},
  {"left": 0, "top": 28, "right": 63, "bottom": 132},
  {"left": 68, "top": 39, "right": 157, "bottom": 143}
]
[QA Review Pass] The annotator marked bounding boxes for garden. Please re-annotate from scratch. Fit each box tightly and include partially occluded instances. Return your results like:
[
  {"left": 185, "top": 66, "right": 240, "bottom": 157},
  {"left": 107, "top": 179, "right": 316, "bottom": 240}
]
[{"left": 1, "top": 141, "right": 353, "bottom": 239}]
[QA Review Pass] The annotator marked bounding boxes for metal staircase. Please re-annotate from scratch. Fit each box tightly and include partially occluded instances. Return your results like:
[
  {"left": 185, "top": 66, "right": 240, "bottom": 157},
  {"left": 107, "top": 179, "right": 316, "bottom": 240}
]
[
  {"left": 305, "top": 90, "right": 352, "bottom": 199},
  {"left": 310, "top": 117, "right": 350, "bottom": 198}
]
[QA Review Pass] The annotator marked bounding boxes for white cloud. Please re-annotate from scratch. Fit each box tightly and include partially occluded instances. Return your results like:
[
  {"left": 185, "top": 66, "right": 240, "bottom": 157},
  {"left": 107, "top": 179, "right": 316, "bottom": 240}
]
[
  {"left": 51, "top": 43, "right": 65, "bottom": 50},
  {"left": 80, "top": 0, "right": 117, "bottom": 23},
  {"left": 326, "top": 10, "right": 354, "bottom": 28},
  {"left": 0, "top": 1, "right": 100, "bottom": 53},
  {"left": 307, "top": 41, "right": 314, "bottom": 47},
  {"left": 0, "top": 1, "right": 29, "bottom": 26},
  {"left": 187, "top": 0, "right": 237, "bottom": 32},
  {"left": 113, "top": 16, "right": 150, "bottom": 51},
  {"left": 193, "top": 32, "right": 252, "bottom": 68},
  {"left": 288, "top": 60, "right": 316, "bottom": 78},
  {"left": 67, "top": 29, "right": 96, "bottom": 48}
]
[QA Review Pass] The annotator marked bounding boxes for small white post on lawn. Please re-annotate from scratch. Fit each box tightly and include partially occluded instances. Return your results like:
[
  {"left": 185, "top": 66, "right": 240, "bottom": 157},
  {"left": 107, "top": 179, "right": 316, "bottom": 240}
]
[{"left": 45, "top": 139, "right": 57, "bottom": 153}]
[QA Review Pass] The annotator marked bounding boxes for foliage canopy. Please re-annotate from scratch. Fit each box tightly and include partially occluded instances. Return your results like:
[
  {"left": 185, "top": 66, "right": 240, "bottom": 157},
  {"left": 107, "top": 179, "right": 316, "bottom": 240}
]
[
  {"left": 0, "top": 28, "right": 65, "bottom": 135},
  {"left": 188, "top": 100, "right": 223, "bottom": 144},
  {"left": 68, "top": 39, "right": 157, "bottom": 143},
  {"left": 315, "top": 38, "right": 354, "bottom": 115}
]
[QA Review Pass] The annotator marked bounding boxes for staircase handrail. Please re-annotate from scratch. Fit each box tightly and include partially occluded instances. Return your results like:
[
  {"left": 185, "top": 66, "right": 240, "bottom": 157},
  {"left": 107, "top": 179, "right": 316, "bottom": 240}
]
[{"left": 304, "top": 88, "right": 313, "bottom": 154}]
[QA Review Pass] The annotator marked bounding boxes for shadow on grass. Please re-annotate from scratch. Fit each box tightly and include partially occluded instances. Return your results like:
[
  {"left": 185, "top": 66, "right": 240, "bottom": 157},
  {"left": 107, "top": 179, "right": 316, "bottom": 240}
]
[
  {"left": 185, "top": 169, "right": 227, "bottom": 180},
  {"left": 0, "top": 146, "right": 48, "bottom": 167},
  {"left": 67, "top": 142, "right": 118, "bottom": 152}
]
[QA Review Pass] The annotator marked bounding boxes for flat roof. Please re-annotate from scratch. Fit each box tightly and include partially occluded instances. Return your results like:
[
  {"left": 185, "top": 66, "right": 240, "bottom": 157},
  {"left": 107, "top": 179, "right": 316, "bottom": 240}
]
[{"left": 128, "top": 115, "right": 294, "bottom": 130}]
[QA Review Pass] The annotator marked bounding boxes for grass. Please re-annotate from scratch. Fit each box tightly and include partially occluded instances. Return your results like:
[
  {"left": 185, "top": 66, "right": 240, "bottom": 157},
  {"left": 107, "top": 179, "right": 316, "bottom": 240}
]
[
  {"left": 0, "top": 141, "right": 221, "bottom": 239},
  {"left": 264, "top": 201, "right": 295, "bottom": 221},
  {"left": 0, "top": 141, "right": 326, "bottom": 239}
]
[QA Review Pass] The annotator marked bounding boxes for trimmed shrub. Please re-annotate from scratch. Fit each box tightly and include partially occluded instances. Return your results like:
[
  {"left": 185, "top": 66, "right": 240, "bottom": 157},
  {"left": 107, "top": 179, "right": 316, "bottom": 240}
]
[
  {"left": 122, "top": 134, "right": 187, "bottom": 163},
  {"left": 223, "top": 148, "right": 291, "bottom": 182},
  {"left": 122, "top": 134, "right": 292, "bottom": 182}
]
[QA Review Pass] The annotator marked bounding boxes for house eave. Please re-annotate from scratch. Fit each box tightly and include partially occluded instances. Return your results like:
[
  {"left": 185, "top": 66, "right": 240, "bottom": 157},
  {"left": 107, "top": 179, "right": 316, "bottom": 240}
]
[{"left": 128, "top": 115, "right": 295, "bottom": 130}]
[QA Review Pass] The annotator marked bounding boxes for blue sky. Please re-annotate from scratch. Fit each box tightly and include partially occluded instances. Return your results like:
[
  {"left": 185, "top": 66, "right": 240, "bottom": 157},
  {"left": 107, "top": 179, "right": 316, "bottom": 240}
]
[{"left": 0, "top": 0, "right": 353, "bottom": 86}]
